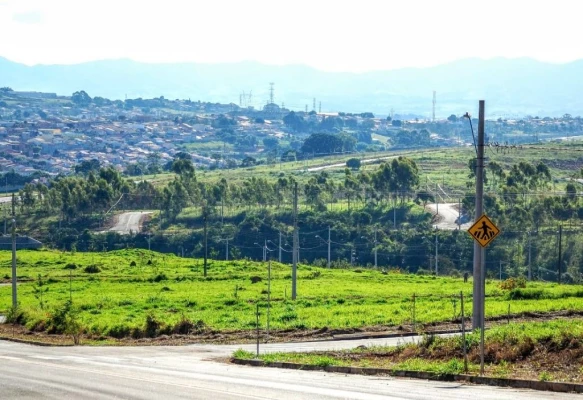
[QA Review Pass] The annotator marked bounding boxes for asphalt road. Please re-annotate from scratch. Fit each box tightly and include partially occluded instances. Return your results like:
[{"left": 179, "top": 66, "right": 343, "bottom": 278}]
[
  {"left": 0, "top": 338, "right": 576, "bottom": 399},
  {"left": 0, "top": 196, "right": 10, "bottom": 204},
  {"left": 426, "top": 203, "right": 472, "bottom": 231},
  {"left": 107, "top": 211, "right": 152, "bottom": 234}
]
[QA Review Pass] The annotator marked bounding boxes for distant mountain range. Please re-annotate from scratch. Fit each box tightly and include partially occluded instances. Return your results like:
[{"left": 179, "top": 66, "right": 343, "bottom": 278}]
[{"left": 1, "top": 56, "right": 582, "bottom": 117}]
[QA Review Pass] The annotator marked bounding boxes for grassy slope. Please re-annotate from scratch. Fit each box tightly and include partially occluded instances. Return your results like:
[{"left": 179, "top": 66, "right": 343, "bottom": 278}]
[
  {"left": 2, "top": 250, "right": 583, "bottom": 338},
  {"left": 237, "top": 319, "right": 583, "bottom": 381}
]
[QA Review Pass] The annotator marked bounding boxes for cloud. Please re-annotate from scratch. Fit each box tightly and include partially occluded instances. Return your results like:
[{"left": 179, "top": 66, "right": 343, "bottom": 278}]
[{"left": 12, "top": 10, "right": 44, "bottom": 24}]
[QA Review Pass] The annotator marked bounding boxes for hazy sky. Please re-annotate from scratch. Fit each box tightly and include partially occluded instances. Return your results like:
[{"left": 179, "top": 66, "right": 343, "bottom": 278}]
[{"left": 1, "top": 0, "right": 581, "bottom": 72}]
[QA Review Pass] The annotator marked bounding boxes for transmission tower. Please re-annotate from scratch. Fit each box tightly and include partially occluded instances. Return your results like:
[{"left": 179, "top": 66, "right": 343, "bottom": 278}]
[
  {"left": 313, "top": 98, "right": 316, "bottom": 112},
  {"left": 432, "top": 90, "right": 436, "bottom": 122},
  {"left": 269, "top": 83, "right": 275, "bottom": 105}
]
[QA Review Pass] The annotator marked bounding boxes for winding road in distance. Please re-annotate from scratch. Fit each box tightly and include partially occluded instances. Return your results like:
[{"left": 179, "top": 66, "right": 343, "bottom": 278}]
[
  {"left": 105, "top": 211, "right": 152, "bottom": 234},
  {"left": 0, "top": 338, "right": 574, "bottom": 400}
]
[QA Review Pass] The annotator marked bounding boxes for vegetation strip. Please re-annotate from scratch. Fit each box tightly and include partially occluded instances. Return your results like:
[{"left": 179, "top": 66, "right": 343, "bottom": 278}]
[{"left": 231, "top": 358, "right": 583, "bottom": 393}]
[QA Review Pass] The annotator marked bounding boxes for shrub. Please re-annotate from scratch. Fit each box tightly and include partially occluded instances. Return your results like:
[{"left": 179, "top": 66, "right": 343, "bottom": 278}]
[
  {"left": 499, "top": 277, "right": 527, "bottom": 290},
  {"left": 84, "top": 264, "right": 101, "bottom": 274},
  {"left": 507, "top": 288, "right": 544, "bottom": 300},
  {"left": 250, "top": 276, "right": 262, "bottom": 284},
  {"left": 46, "top": 300, "right": 81, "bottom": 343},
  {"left": 5, "top": 306, "right": 26, "bottom": 324},
  {"left": 151, "top": 273, "right": 167, "bottom": 282},
  {"left": 130, "top": 261, "right": 137, "bottom": 267},
  {"left": 144, "top": 314, "right": 161, "bottom": 338},
  {"left": 63, "top": 263, "right": 77, "bottom": 270}
]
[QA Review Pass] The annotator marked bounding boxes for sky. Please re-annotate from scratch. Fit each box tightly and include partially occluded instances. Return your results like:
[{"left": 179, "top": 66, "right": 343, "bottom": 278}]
[{"left": 1, "top": 0, "right": 582, "bottom": 72}]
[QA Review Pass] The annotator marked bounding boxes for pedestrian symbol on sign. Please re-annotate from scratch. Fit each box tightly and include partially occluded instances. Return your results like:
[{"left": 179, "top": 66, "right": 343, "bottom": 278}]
[{"left": 467, "top": 214, "right": 500, "bottom": 248}]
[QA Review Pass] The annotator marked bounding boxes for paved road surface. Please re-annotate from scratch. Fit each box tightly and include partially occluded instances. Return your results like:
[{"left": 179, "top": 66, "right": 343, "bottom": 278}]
[
  {"left": 0, "top": 196, "right": 11, "bottom": 204},
  {"left": 307, "top": 155, "right": 396, "bottom": 172},
  {"left": 426, "top": 203, "right": 472, "bottom": 231},
  {"left": 0, "top": 339, "right": 576, "bottom": 399},
  {"left": 107, "top": 211, "right": 152, "bottom": 234}
]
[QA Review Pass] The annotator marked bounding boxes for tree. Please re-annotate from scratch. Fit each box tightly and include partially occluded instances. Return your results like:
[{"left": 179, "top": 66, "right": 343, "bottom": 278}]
[
  {"left": 391, "top": 120, "right": 402, "bottom": 127},
  {"left": 283, "top": 111, "right": 307, "bottom": 132},
  {"left": 301, "top": 133, "right": 343, "bottom": 155},
  {"left": 346, "top": 158, "right": 361, "bottom": 170},
  {"left": 241, "top": 156, "right": 257, "bottom": 168},
  {"left": 263, "top": 137, "right": 279, "bottom": 149},
  {"left": 447, "top": 114, "right": 458, "bottom": 122},
  {"left": 565, "top": 183, "right": 577, "bottom": 201},
  {"left": 171, "top": 158, "right": 195, "bottom": 177},
  {"left": 74, "top": 159, "right": 100, "bottom": 175},
  {"left": 0, "top": 87, "right": 13, "bottom": 92},
  {"left": 71, "top": 91, "right": 92, "bottom": 107}
]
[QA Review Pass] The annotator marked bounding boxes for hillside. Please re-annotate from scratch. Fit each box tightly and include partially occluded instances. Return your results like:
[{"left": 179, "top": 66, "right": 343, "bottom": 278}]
[{"left": 1, "top": 57, "right": 582, "bottom": 117}]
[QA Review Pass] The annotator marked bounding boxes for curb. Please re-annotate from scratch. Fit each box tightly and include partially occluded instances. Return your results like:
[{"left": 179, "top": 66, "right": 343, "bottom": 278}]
[
  {"left": 0, "top": 336, "right": 74, "bottom": 347},
  {"left": 232, "top": 358, "right": 583, "bottom": 394},
  {"left": 330, "top": 329, "right": 461, "bottom": 341}
]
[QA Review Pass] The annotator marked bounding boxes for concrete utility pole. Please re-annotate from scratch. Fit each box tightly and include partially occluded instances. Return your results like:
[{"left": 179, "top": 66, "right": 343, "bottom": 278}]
[
  {"left": 203, "top": 206, "right": 208, "bottom": 277},
  {"left": 11, "top": 192, "right": 17, "bottom": 308},
  {"left": 278, "top": 231, "right": 282, "bottom": 263},
  {"left": 292, "top": 182, "right": 298, "bottom": 300},
  {"left": 558, "top": 225, "right": 562, "bottom": 284},
  {"left": 225, "top": 238, "right": 229, "bottom": 261},
  {"left": 528, "top": 235, "right": 532, "bottom": 281},
  {"left": 472, "top": 100, "right": 486, "bottom": 331},
  {"left": 327, "top": 226, "right": 331, "bottom": 269},
  {"left": 374, "top": 228, "right": 378, "bottom": 269},
  {"left": 435, "top": 228, "right": 439, "bottom": 276}
]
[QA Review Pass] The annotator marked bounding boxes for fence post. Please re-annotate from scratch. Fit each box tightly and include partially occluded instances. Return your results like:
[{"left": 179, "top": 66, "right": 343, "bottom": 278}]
[
  {"left": 460, "top": 291, "right": 468, "bottom": 374},
  {"left": 507, "top": 304, "right": 510, "bottom": 324},
  {"left": 256, "top": 303, "right": 260, "bottom": 358},
  {"left": 412, "top": 293, "right": 416, "bottom": 332}
]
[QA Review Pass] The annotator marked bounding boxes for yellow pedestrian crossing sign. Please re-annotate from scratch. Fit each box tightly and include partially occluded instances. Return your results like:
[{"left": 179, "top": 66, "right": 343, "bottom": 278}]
[{"left": 468, "top": 214, "right": 500, "bottom": 248}]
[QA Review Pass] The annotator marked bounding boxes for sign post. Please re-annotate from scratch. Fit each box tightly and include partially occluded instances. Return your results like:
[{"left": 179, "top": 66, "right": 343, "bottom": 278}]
[{"left": 468, "top": 212, "right": 500, "bottom": 376}]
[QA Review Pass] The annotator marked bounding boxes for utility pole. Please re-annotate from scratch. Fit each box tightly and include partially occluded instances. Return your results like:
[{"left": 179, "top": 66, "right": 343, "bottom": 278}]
[
  {"left": 435, "top": 228, "right": 439, "bottom": 276},
  {"left": 558, "top": 225, "right": 562, "bottom": 284},
  {"left": 278, "top": 231, "right": 282, "bottom": 263},
  {"left": 374, "top": 228, "right": 378, "bottom": 269},
  {"left": 472, "top": 100, "right": 485, "bottom": 331},
  {"left": 203, "top": 205, "right": 208, "bottom": 277},
  {"left": 327, "top": 226, "right": 331, "bottom": 269},
  {"left": 458, "top": 198, "right": 461, "bottom": 230},
  {"left": 263, "top": 239, "right": 267, "bottom": 262},
  {"left": 500, "top": 261, "right": 502, "bottom": 281},
  {"left": 292, "top": 182, "right": 298, "bottom": 300},
  {"left": 528, "top": 235, "right": 532, "bottom": 281},
  {"left": 225, "top": 238, "right": 229, "bottom": 261},
  {"left": 393, "top": 196, "right": 397, "bottom": 227},
  {"left": 11, "top": 192, "right": 17, "bottom": 309}
]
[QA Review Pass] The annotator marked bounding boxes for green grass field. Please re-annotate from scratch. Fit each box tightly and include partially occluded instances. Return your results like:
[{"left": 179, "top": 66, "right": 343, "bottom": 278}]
[{"left": 2, "top": 249, "right": 583, "bottom": 340}]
